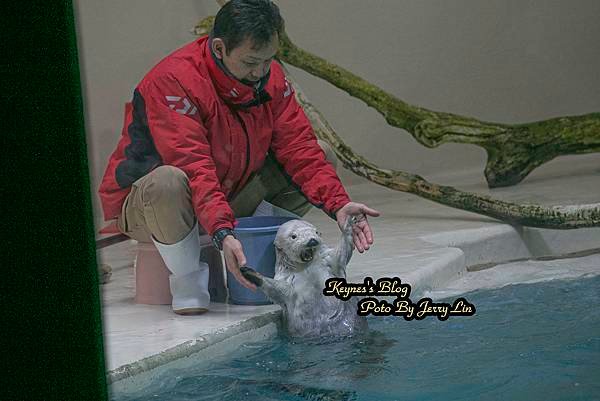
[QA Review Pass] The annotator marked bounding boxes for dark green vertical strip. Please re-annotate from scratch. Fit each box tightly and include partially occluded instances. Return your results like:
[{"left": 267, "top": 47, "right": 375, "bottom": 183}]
[{"left": 1, "top": 0, "right": 108, "bottom": 399}]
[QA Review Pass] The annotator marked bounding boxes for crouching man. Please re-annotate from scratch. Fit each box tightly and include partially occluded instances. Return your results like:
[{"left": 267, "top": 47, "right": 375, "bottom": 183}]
[{"left": 98, "top": 0, "right": 379, "bottom": 315}]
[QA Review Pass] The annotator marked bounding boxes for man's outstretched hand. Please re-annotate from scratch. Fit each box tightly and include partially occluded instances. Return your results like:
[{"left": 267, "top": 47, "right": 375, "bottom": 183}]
[
  {"left": 335, "top": 202, "right": 381, "bottom": 253},
  {"left": 222, "top": 236, "right": 257, "bottom": 291}
]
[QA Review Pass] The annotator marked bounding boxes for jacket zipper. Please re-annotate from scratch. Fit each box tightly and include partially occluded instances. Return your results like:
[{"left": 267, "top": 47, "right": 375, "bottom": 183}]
[{"left": 230, "top": 110, "right": 251, "bottom": 197}]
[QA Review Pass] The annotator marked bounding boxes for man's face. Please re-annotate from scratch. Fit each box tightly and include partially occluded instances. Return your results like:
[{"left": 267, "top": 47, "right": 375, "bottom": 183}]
[{"left": 212, "top": 34, "right": 279, "bottom": 83}]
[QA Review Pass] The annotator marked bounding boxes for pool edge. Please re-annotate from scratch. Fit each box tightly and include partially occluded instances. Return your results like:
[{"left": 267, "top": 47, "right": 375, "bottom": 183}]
[
  {"left": 108, "top": 310, "right": 282, "bottom": 394},
  {"left": 107, "top": 224, "right": 600, "bottom": 395}
]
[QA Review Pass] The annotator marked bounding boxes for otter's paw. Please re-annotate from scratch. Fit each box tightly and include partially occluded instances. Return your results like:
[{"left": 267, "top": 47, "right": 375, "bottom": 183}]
[
  {"left": 240, "top": 266, "right": 263, "bottom": 287},
  {"left": 343, "top": 215, "right": 358, "bottom": 233}
]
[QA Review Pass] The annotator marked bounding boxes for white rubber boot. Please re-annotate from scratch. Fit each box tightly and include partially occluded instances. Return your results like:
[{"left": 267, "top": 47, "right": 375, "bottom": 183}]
[{"left": 152, "top": 223, "right": 210, "bottom": 315}]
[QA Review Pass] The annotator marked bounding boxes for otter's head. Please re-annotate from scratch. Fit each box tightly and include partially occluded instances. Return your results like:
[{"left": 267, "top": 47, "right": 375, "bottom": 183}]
[{"left": 274, "top": 220, "right": 322, "bottom": 269}]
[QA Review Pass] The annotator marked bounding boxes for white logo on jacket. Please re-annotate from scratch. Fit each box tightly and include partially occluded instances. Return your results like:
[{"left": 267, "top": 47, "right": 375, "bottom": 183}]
[
  {"left": 283, "top": 79, "right": 293, "bottom": 98},
  {"left": 165, "top": 96, "right": 198, "bottom": 115}
]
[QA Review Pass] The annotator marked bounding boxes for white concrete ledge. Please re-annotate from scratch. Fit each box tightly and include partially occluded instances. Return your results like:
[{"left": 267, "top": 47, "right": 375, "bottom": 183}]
[
  {"left": 109, "top": 310, "right": 281, "bottom": 395},
  {"left": 421, "top": 225, "right": 600, "bottom": 268}
]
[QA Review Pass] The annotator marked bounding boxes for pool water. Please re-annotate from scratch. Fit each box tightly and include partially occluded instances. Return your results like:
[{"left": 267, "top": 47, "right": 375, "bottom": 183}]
[{"left": 112, "top": 275, "right": 600, "bottom": 401}]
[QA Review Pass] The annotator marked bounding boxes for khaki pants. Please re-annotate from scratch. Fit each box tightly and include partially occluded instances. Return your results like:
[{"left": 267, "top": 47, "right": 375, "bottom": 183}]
[{"left": 116, "top": 140, "right": 337, "bottom": 244}]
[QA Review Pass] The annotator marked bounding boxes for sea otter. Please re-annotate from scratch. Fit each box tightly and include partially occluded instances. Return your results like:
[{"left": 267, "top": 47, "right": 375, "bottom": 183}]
[{"left": 241, "top": 217, "right": 367, "bottom": 337}]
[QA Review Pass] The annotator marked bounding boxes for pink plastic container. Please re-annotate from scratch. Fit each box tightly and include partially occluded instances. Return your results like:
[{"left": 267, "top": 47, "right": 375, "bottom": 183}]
[
  {"left": 133, "top": 236, "right": 228, "bottom": 305},
  {"left": 134, "top": 242, "right": 172, "bottom": 305}
]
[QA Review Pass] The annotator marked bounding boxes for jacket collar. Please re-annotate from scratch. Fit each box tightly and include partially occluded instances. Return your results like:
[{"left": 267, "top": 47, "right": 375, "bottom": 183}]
[{"left": 202, "top": 35, "right": 272, "bottom": 110}]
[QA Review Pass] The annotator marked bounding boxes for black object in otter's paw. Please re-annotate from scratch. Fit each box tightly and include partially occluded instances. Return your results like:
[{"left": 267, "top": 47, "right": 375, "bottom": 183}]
[{"left": 240, "top": 266, "right": 263, "bottom": 286}]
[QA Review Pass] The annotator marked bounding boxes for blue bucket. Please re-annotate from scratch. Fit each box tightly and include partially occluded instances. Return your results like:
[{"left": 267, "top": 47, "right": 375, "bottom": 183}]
[{"left": 227, "top": 216, "right": 298, "bottom": 305}]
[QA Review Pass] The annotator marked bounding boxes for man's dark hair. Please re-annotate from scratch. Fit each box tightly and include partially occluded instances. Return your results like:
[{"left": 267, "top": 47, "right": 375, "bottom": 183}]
[{"left": 213, "top": 0, "right": 284, "bottom": 53}]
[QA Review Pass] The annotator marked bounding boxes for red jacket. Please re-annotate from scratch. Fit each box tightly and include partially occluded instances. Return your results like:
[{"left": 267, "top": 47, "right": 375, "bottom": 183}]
[{"left": 99, "top": 36, "right": 350, "bottom": 236}]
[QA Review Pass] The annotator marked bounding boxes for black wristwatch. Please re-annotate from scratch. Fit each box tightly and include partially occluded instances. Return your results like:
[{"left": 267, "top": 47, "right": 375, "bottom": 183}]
[{"left": 212, "top": 228, "right": 236, "bottom": 251}]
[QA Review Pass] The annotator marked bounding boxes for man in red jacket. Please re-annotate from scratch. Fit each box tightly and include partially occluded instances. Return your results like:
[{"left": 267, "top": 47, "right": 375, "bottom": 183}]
[{"left": 99, "top": 0, "right": 379, "bottom": 315}]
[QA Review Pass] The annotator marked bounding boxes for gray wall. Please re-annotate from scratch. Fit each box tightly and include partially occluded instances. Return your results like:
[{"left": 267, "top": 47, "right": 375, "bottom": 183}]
[{"left": 75, "top": 1, "right": 600, "bottom": 230}]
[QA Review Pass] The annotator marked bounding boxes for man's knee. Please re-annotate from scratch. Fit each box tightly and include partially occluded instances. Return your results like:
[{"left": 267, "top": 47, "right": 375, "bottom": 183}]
[
  {"left": 317, "top": 139, "right": 338, "bottom": 169},
  {"left": 142, "top": 165, "right": 190, "bottom": 203},
  {"left": 139, "top": 166, "right": 197, "bottom": 243}
]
